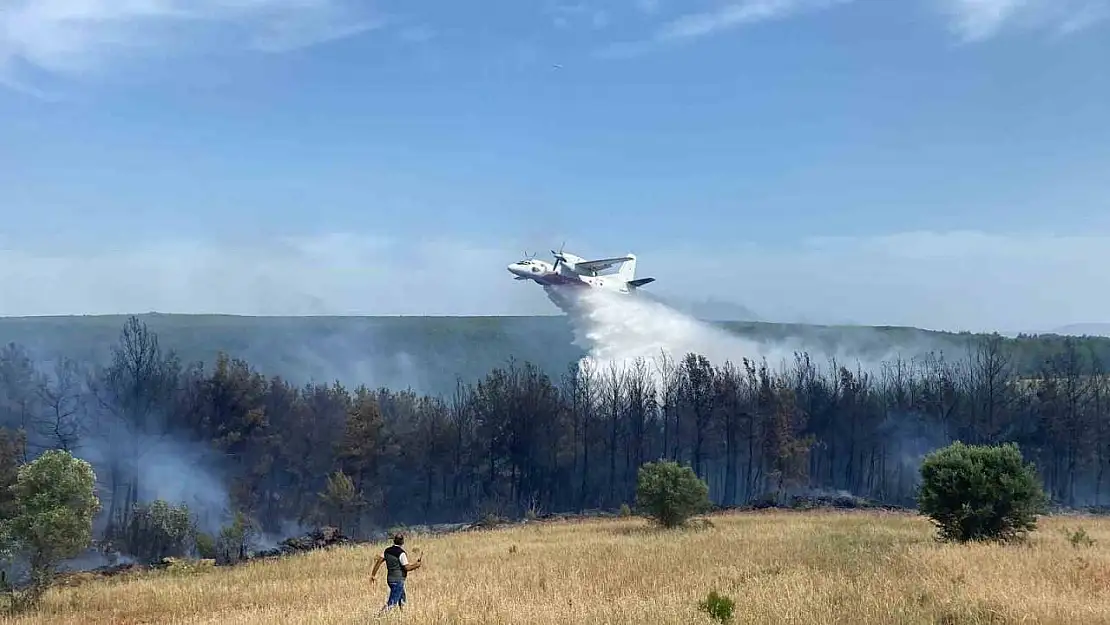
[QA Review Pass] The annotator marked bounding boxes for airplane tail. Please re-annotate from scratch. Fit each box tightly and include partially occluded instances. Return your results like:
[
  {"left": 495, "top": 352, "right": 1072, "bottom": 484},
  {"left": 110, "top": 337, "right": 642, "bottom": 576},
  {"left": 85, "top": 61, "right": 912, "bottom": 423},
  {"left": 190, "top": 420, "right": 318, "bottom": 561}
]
[
  {"left": 619, "top": 254, "right": 655, "bottom": 289},
  {"left": 617, "top": 254, "right": 637, "bottom": 282}
]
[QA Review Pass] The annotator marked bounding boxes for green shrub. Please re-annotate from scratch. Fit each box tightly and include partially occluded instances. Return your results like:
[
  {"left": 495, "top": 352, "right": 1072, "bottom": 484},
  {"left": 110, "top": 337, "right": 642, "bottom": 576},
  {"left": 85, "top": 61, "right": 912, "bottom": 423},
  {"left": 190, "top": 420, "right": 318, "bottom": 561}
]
[
  {"left": 618, "top": 502, "right": 632, "bottom": 518},
  {"left": 698, "top": 590, "right": 735, "bottom": 624},
  {"left": 194, "top": 531, "right": 217, "bottom": 559},
  {"left": 216, "top": 511, "right": 259, "bottom": 565},
  {"left": 123, "top": 500, "right": 196, "bottom": 564},
  {"left": 1064, "top": 526, "right": 1095, "bottom": 549},
  {"left": 917, "top": 441, "right": 1047, "bottom": 543},
  {"left": 635, "top": 460, "right": 711, "bottom": 529}
]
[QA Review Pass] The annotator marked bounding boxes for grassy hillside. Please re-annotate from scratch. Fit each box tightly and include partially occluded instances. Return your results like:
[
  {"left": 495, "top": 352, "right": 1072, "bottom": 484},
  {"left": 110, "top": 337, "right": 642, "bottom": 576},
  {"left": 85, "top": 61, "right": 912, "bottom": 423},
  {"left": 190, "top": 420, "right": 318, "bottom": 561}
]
[
  {"left": 8, "top": 510, "right": 1109, "bottom": 624},
  {"left": 2, "top": 314, "right": 1108, "bottom": 397}
]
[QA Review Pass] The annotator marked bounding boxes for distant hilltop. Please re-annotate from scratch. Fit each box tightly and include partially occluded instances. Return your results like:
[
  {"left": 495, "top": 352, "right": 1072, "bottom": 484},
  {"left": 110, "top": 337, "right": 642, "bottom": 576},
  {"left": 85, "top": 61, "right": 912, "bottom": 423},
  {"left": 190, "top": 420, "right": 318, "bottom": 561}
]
[
  {"left": 2, "top": 314, "right": 1109, "bottom": 397},
  {"left": 1048, "top": 323, "right": 1110, "bottom": 337},
  {"left": 642, "top": 294, "right": 762, "bottom": 322}
]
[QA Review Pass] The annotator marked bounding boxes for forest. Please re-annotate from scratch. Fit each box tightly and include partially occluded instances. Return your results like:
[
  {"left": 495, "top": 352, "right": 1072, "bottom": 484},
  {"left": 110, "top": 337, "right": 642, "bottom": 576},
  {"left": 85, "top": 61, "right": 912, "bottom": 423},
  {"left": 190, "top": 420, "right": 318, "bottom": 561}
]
[{"left": 1, "top": 315, "right": 1109, "bottom": 553}]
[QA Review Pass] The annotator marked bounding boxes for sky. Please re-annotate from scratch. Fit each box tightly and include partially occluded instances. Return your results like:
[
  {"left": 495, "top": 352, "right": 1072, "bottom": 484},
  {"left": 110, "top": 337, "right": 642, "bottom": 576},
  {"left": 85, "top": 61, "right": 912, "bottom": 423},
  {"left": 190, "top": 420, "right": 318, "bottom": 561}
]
[{"left": 0, "top": 0, "right": 1108, "bottom": 333}]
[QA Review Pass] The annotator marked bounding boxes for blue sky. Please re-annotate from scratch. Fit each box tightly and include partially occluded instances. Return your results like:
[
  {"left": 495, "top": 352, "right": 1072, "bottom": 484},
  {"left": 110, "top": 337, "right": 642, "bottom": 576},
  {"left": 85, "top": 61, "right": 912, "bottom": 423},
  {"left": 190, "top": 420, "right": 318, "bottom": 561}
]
[{"left": 0, "top": 0, "right": 1108, "bottom": 332}]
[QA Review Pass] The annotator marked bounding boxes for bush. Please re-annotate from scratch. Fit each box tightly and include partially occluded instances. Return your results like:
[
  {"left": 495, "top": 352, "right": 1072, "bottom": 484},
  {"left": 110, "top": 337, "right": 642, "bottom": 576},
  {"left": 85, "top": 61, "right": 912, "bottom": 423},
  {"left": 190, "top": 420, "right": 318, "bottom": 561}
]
[
  {"left": 194, "top": 532, "right": 217, "bottom": 560},
  {"left": 635, "top": 460, "right": 711, "bottom": 528},
  {"left": 216, "top": 511, "right": 260, "bottom": 565},
  {"left": 1064, "top": 526, "right": 1095, "bottom": 549},
  {"left": 122, "top": 500, "right": 196, "bottom": 564},
  {"left": 698, "top": 590, "right": 735, "bottom": 624},
  {"left": 917, "top": 441, "right": 1047, "bottom": 543}
]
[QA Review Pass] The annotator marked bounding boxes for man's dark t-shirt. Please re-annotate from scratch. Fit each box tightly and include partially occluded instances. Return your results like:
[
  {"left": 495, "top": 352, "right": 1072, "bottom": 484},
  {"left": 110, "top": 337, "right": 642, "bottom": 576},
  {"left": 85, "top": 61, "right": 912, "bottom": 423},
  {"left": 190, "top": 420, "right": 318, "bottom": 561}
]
[{"left": 383, "top": 545, "right": 409, "bottom": 583}]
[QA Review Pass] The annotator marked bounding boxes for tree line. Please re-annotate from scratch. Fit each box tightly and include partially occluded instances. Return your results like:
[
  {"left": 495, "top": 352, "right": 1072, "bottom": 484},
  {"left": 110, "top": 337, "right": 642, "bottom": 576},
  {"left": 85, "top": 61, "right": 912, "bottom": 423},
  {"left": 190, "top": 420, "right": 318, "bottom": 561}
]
[{"left": 1, "top": 316, "right": 1108, "bottom": 551}]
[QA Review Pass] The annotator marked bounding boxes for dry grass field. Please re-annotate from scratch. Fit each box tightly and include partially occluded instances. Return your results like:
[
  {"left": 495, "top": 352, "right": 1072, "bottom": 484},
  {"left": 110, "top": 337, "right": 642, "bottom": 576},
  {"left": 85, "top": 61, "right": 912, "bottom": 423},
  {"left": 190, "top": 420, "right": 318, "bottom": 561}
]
[{"left": 6, "top": 509, "right": 1110, "bottom": 625}]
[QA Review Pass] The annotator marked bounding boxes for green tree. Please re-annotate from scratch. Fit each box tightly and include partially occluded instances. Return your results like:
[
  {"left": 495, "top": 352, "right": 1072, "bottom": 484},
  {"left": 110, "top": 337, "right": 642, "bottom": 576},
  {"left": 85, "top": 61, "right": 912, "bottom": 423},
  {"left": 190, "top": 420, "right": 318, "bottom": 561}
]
[
  {"left": 317, "top": 469, "right": 363, "bottom": 532},
  {"left": 635, "top": 460, "right": 711, "bottom": 528},
  {"left": 917, "top": 441, "right": 1047, "bottom": 543},
  {"left": 1, "top": 449, "right": 100, "bottom": 610}
]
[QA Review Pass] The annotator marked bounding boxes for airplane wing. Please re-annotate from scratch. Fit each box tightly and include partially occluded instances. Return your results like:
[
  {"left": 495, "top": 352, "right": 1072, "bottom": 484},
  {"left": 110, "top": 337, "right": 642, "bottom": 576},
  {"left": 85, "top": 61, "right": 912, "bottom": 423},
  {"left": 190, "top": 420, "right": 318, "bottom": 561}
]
[{"left": 574, "top": 256, "right": 633, "bottom": 273}]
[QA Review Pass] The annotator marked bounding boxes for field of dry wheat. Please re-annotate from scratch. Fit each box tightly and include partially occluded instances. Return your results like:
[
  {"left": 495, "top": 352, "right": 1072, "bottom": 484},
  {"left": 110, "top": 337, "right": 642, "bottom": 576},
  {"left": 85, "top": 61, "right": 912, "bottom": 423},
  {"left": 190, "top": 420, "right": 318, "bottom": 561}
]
[{"left": 6, "top": 509, "right": 1110, "bottom": 625}]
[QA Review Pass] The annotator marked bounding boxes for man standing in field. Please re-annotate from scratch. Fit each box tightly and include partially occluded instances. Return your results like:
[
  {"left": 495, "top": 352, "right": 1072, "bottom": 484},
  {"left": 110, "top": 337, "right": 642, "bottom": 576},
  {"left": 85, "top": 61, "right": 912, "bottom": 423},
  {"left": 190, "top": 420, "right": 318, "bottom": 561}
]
[{"left": 371, "top": 533, "right": 422, "bottom": 615}]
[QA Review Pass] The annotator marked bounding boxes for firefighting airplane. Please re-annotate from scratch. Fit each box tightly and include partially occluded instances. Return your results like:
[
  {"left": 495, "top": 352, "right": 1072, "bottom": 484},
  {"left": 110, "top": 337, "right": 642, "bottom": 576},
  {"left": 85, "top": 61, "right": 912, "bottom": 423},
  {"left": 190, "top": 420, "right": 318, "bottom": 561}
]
[{"left": 507, "top": 247, "right": 655, "bottom": 295}]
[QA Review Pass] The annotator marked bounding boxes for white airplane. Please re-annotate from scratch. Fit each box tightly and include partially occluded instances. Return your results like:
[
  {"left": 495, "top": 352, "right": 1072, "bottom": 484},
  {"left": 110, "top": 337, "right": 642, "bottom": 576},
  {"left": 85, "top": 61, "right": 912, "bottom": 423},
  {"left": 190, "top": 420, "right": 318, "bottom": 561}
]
[{"left": 507, "top": 248, "right": 655, "bottom": 295}]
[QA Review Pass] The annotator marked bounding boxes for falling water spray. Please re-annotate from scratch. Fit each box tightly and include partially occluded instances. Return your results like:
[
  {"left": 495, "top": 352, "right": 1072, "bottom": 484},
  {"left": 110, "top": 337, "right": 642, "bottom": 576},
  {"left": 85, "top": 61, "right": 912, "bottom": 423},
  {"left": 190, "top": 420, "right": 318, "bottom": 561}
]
[{"left": 546, "top": 286, "right": 797, "bottom": 379}]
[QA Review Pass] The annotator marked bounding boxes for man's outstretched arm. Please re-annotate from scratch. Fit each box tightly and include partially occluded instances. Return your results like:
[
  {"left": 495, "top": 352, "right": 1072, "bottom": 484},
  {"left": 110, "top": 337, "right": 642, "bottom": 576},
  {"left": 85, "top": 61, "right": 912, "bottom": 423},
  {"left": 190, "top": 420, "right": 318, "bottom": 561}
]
[
  {"left": 370, "top": 555, "right": 385, "bottom": 582},
  {"left": 401, "top": 552, "right": 422, "bottom": 572}
]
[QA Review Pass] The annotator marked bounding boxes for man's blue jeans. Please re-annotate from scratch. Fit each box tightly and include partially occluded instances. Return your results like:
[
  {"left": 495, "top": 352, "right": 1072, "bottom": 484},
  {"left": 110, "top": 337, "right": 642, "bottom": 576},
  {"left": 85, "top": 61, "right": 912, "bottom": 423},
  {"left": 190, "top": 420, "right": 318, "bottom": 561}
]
[{"left": 385, "top": 580, "right": 407, "bottom": 609}]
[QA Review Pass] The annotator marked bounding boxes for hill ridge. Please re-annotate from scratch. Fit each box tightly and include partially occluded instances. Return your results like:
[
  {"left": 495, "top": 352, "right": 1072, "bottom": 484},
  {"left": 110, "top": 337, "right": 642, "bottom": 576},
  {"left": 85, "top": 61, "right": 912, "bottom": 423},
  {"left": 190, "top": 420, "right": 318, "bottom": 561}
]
[{"left": 3, "top": 314, "right": 1108, "bottom": 397}]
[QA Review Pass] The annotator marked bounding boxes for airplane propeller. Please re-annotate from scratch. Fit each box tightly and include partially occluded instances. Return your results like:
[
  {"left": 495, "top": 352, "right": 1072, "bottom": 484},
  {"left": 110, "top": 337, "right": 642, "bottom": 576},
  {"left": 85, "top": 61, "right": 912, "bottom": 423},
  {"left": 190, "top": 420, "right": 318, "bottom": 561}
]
[{"left": 551, "top": 241, "right": 566, "bottom": 271}]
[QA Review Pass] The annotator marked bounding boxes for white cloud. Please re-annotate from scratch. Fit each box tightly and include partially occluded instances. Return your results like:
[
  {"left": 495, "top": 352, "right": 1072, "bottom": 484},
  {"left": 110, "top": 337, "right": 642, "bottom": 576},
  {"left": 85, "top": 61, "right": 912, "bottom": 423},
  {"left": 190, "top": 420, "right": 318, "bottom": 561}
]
[
  {"left": 2, "top": 230, "right": 1109, "bottom": 334},
  {"left": 596, "top": 0, "right": 851, "bottom": 57},
  {"left": 0, "top": 233, "right": 551, "bottom": 317},
  {"left": 547, "top": 2, "right": 610, "bottom": 30},
  {"left": 596, "top": 0, "right": 1107, "bottom": 58},
  {"left": 940, "top": 0, "right": 1110, "bottom": 41},
  {"left": 649, "top": 231, "right": 1110, "bottom": 333},
  {"left": 658, "top": 0, "right": 852, "bottom": 41},
  {"left": 0, "top": 0, "right": 384, "bottom": 88},
  {"left": 1056, "top": 2, "right": 1110, "bottom": 33},
  {"left": 941, "top": 0, "right": 1027, "bottom": 41}
]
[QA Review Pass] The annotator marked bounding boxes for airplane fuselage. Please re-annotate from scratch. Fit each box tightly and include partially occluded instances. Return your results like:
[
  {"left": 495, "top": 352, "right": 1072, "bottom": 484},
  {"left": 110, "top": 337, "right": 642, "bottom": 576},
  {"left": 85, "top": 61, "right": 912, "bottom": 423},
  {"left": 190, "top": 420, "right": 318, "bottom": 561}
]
[
  {"left": 506, "top": 259, "right": 633, "bottom": 294},
  {"left": 508, "top": 249, "right": 655, "bottom": 298}
]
